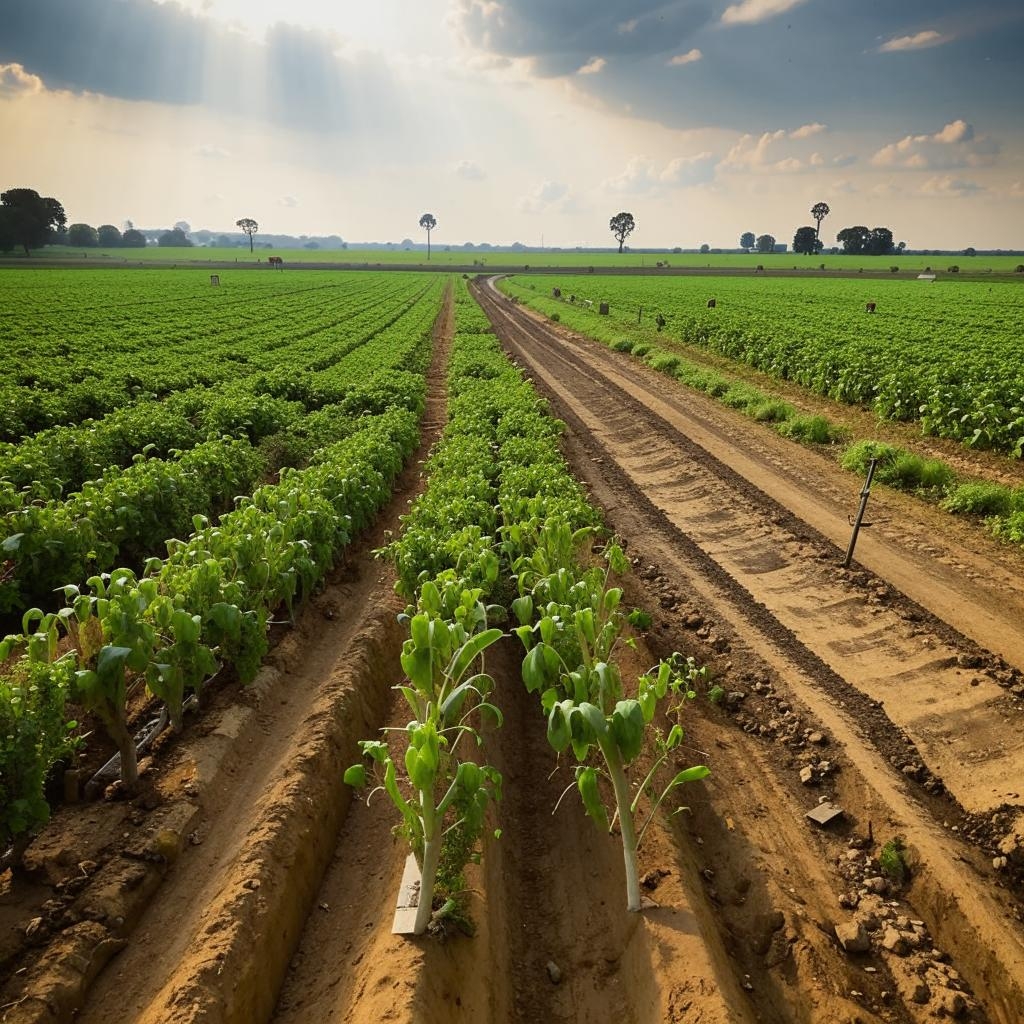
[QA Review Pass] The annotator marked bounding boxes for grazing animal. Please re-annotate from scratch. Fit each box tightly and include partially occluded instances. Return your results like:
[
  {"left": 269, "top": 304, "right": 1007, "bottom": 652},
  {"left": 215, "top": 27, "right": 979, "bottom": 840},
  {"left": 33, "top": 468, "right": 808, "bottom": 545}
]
[
  {"left": 268, "top": 256, "right": 284, "bottom": 268},
  {"left": 866, "top": 301, "right": 876, "bottom": 313},
  {"left": 707, "top": 298, "right": 716, "bottom": 308}
]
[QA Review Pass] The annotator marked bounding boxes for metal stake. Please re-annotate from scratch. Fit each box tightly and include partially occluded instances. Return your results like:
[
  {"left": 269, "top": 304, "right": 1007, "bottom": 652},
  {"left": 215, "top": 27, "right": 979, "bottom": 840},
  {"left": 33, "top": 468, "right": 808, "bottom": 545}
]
[{"left": 843, "top": 458, "right": 878, "bottom": 568}]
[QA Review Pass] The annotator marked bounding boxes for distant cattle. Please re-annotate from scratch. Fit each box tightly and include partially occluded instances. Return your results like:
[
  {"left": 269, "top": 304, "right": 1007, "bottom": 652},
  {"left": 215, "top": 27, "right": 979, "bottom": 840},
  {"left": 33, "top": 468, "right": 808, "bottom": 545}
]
[
  {"left": 707, "top": 298, "right": 716, "bottom": 308},
  {"left": 268, "top": 256, "right": 284, "bottom": 268},
  {"left": 865, "top": 301, "right": 876, "bottom": 313}
]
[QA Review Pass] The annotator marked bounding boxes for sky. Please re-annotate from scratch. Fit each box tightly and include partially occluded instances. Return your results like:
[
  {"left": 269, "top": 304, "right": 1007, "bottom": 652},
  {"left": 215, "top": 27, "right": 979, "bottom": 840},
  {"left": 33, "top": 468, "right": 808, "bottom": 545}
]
[{"left": 1, "top": 0, "right": 1023, "bottom": 250}]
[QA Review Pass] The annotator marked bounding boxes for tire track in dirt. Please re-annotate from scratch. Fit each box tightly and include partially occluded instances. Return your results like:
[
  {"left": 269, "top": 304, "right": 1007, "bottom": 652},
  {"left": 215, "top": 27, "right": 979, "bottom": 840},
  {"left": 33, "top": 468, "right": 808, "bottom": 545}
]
[{"left": 473, "top": 276, "right": 1024, "bottom": 1024}]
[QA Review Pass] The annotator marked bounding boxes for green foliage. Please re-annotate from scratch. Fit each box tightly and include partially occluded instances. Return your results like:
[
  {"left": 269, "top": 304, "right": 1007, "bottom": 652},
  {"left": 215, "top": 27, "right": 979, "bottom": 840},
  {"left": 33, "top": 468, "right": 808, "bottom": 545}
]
[
  {"left": 0, "top": 657, "right": 77, "bottom": 847},
  {"left": 0, "top": 273, "right": 445, "bottom": 834},
  {"left": 941, "top": 481, "right": 1020, "bottom": 517},
  {"left": 776, "top": 414, "right": 846, "bottom": 445},
  {"left": 879, "top": 835, "right": 908, "bottom": 885},
  {"left": 841, "top": 440, "right": 954, "bottom": 492}
]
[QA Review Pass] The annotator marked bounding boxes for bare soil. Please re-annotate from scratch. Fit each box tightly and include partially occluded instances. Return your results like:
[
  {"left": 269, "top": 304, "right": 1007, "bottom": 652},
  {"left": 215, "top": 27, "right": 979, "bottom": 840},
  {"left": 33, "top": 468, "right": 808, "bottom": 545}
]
[{"left": 4, "top": 278, "right": 1024, "bottom": 1024}]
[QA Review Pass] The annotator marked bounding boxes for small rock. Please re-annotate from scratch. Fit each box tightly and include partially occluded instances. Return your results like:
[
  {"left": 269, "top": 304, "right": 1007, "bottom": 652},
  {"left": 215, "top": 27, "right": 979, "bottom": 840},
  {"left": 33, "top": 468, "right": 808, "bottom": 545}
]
[
  {"left": 243, "top": 878, "right": 261, "bottom": 891},
  {"left": 684, "top": 613, "right": 704, "bottom": 629},
  {"left": 865, "top": 876, "right": 887, "bottom": 895},
  {"left": 838, "top": 892, "right": 859, "bottom": 909},
  {"left": 726, "top": 691, "right": 746, "bottom": 707},
  {"left": 799, "top": 766, "right": 815, "bottom": 785},
  {"left": 879, "top": 927, "right": 907, "bottom": 955},
  {"left": 993, "top": 856, "right": 1008, "bottom": 870},
  {"left": 835, "top": 921, "right": 870, "bottom": 954},
  {"left": 807, "top": 732, "right": 826, "bottom": 745},
  {"left": 546, "top": 960, "right": 562, "bottom": 985}
]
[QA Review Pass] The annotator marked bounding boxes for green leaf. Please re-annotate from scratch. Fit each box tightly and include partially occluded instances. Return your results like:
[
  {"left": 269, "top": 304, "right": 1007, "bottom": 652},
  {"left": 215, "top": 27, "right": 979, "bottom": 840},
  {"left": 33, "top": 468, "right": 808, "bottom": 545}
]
[
  {"left": 577, "top": 766, "right": 609, "bottom": 831},
  {"left": 343, "top": 764, "right": 367, "bottom": 788}
]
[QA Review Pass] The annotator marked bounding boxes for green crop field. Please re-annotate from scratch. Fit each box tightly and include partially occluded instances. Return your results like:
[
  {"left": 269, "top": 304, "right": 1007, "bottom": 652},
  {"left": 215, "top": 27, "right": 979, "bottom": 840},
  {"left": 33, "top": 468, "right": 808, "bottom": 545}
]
[
  {"left": 1, "top": 266, "right": 451, "bottom": 846},
  {"left": 17, "top": 244, "right": 1024, "bottom": 275},
  {"left": 503, "top": 273, "right": 1024, "bottom": 457}
]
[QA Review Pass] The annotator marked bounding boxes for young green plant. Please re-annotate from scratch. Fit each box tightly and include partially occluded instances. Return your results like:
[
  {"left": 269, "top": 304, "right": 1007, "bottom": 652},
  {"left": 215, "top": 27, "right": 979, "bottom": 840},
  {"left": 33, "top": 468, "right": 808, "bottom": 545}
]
[
  {"left": 346, "top": 576, "right": 503, "bottom": 935},
  {"left": 513, "top": 541, "right": 710, "bottom": 912}
]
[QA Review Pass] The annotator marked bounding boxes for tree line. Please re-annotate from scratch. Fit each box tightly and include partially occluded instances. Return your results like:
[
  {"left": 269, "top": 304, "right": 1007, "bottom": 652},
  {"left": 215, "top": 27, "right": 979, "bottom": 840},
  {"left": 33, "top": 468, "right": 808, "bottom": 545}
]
[{"left": 740, "top": 203, "right": 904, "bottom": 256}]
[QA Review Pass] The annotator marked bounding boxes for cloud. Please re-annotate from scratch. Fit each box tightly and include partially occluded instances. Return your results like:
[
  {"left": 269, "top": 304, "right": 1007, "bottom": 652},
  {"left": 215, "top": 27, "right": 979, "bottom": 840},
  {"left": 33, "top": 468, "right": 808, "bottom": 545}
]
[
  {"left": 578, "top": 56, "right": 606, "bottom": 75},
  {"left": 790, "top": 122, "right": 826, "bottom": 139},
  {"left": 0, "top": 0, "right": 402, "bottom": 134},
  {"left": 721, "top": 0, "right": 810, "bottom": 26},
  {"left": 279, "top": 195, "right": 299, "bottom": 207},
  {"left": 604, "top": 153, "right": 717, "bottom": 194},
  {"left": 0, "top": 61, "right": 43, "bottom": 98},
  {"left": 879, "top": 30, "right": 946, "bottom": 53},
  {"left": 197, "top": 143, "right": 231, "bottom": 159},
  {"left": 667, "top": 49, "right": 702, "bottom": 66},
  {"left": 831, "top": 179, "right": 857, "bottom": 194},
  {"left": 452, "top": 0, "right": 715, "bottom": 76},
  {"left": 721, "top": 123, "right": 828, "bottom": 172},
  {"left": 454, "top": 159, "right": 485, "bottom": 181},
  {"left": 832, "top": 154, "right": 858, "bottom": 168},
  {"left": 871, "top": 120, "right": 996, "bottom": 170},
  {"left": 919, "top": 176, "right": 984, "bottom": 197},
  {"left": 517, "top": 180, "right": 572, "bottom": 214}
]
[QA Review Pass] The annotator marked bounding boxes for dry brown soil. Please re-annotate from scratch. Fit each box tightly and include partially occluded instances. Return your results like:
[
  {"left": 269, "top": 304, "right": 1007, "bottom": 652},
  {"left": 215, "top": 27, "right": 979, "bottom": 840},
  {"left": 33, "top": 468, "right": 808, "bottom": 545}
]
[{"left": 3, "top": 278, "right": 1024, "bottom": 1024}]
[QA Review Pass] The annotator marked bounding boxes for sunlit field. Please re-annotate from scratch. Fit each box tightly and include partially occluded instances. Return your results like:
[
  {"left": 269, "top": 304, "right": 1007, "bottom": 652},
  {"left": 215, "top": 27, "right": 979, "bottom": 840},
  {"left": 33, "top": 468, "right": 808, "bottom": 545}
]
[{"left": 19, "top": 245, "right": 1024, "bottom": 275}]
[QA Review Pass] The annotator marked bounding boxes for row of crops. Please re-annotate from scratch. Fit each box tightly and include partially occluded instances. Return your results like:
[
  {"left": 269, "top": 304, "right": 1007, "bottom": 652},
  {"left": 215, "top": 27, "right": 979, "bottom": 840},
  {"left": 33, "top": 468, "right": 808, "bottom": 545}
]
[
  {"left": 346, "top": 280, "right": 707, "bottom": 929},
  {"left": 0, "top": 270, "right": 432, "bottom": 439},
  {"left": 0, "top": 270, "right": 445, "bottom": 850},
  {"left": 502, "top": 275, "right": 1024, "bottom": 457}
]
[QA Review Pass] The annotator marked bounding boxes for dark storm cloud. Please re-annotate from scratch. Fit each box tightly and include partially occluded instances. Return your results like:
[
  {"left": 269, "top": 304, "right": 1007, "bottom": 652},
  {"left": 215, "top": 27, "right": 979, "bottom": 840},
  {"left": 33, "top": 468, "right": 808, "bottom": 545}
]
[
  {"left": 454, "top": 0, "right": 1024, "bottom": 135},
  {"left": 0, "top": 0, "right": 210, "bottom": 104},
  {"left": 454, "top": 0, "right": 715, "bottom": 75},
  {"left": 0, "top": 0, "right": 400, "bottom": 133}
]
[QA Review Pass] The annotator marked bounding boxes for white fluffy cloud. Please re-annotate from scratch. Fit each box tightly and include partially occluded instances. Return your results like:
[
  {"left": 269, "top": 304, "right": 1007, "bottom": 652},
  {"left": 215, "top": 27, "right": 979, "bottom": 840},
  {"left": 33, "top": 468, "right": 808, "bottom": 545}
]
[
  {"left": 879, "top": 30, "right": 945, "bottom": 53},
  {"left": 0, "top": 62, "right": 43, "bottom": 98},
  {"left": 871, "top": 120, "right": 996, "bottom": 170},
  {"left": 667, "top": 49, "right": 702, "bottom": 66},
  {"left": 604, "top": 153, "right": 717, "bottom": 194},
  {"left": 577, "top": 56, "right": 606, "bottom": 75},
  {"left": 518, "top": 180, "right": 570, "bottom": 213},
  {"left": 721, "top": 124, "right": 830, "bottom": 172},
  {"left": 721, "top": 0, "right": 810, "bottom": 26},
  {"left": 919, "top": 176, "right": 984, "bottom": 196}
]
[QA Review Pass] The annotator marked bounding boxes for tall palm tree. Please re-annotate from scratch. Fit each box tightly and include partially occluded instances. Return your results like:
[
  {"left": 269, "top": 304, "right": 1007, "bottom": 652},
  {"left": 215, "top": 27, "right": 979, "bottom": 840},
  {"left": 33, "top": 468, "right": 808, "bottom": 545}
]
[
  {"left": 811, "top": 202, "right": 830, "bottom": 247},
  {"left": 419, "top": 213, "right": 437, "bottom": 260}
]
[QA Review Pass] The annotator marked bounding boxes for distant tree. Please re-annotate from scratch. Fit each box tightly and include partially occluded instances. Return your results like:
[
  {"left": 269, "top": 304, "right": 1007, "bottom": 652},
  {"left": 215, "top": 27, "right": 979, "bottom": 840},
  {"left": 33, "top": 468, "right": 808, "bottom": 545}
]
[
  {"left": 216, "top": 234, "right": 232, "bottom": 247},
  {"left": 672, "top": 246, "right": 683, "bottom": 254},
  {"left": 963, "top": 246, "right": 977, "bottom": 256},
  {"left": 236, "top": 217, "right": 258, "bottom": 253},
  {"left": 740, "top": 231, "right": 755, "bottom": 251},
  {"left": 700, "top": 243, "right": 710, "bottom": 254},
  {"left": 0, "top": 188, "right": 67, "bottom": 256},
  {"left": 122, "top": 228, "right": 146, "bottom": 248},
  {"left": 756, "top": 233, "right": 776, "bottom": 254},
  {"left": 837, "top": 225, "right": 871, "bottom": 255},
  {"left": 609, "top": 212, "right": 636, "bottom": 253},
  {"left": 867, "top": 227, "right": 894, "bottom": 256},
  {"left": 419, "top": 213, "right": 437, "bottom": 259},
  {"left": 97, "top": 224, "right": 122, "bottom": 247},
  {"left": 896, "top": 241, "right": 907, "bottom": 254},
  {"left": 68, "top": 223, "right": 99, "bottom": 247},
  {"left": 793, "top": 226, "right": 822, "bottom": 255},
  {"left": 158, "top": 227, "right": 192, "bottom": 247},
  {"left": 174, "top": 220, "right": 191, "bottom": 235},
  {"left": 811, "top": 201, "right": 830, "bottom": 246}
]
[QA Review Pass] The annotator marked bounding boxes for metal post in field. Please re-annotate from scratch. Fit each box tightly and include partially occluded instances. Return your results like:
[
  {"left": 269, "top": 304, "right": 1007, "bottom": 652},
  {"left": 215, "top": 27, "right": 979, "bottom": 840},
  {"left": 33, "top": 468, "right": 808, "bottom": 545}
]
[{"left": 843, "top": 458, "right": 878, "bottom": 568}]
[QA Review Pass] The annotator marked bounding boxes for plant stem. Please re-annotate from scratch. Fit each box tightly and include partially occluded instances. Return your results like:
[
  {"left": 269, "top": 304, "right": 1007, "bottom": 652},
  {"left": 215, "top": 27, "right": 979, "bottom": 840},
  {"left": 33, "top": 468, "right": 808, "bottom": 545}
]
[
  {"left": 601, "top": 739, "right": 641, "bottom": 912},
  {"left": 414, "top": 798, "right": 442, "bottom": 935}
]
